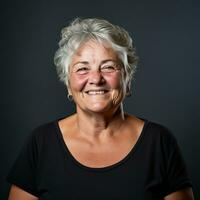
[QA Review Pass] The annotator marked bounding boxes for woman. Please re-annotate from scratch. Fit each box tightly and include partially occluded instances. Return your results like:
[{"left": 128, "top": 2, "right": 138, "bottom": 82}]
[{"left": 7, "top": 18, "right": 194, "bottom": 200}]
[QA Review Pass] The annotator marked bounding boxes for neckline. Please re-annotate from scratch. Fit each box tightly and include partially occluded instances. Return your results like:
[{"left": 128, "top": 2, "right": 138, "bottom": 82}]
[{"left": 54, "top": 117, "right": 149, "bottom": 172}]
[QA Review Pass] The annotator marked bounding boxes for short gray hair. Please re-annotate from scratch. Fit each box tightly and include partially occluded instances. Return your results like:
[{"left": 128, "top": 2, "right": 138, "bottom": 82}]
[{"left": 54, "top": 17, "right": 138, "bottom": 94}]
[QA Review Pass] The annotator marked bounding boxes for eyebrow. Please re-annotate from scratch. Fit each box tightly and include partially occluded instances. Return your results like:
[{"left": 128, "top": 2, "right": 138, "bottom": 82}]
[{"left": 72, "top": 59, "right": 117, "bottom": 67}]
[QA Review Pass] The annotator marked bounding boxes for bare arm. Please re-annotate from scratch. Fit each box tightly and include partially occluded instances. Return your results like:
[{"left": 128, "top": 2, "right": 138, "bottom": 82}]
[
  {"left": 164, "top": 187, "right": 194, "bottom": 200},
  {"left": 8, "top": 185, "right": 38, "bottom": 200}
]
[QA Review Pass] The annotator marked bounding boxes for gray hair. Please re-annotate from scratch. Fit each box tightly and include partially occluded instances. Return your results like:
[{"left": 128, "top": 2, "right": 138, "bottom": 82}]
[{"left": 54, "top": 17, "right": 138, "bottom": 94}]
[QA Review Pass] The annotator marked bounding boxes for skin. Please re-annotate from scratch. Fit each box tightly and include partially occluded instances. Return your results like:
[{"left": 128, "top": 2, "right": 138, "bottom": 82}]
[
  {"left": 68, "top": 39, "right": 125, "bottom": 119},
  {"left": 8, "top": 40, "right": 194, "bottom": 200},
  {"left": 8, "top": 185, "right": 38, "bottom": 200}
]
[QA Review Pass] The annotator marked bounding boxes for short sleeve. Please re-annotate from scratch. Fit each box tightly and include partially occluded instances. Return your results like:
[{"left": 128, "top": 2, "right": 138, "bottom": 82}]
[
  {"left": 7, "top": 130, "right": 39, "bottom": 197},
  {"left": 163, "top": 133, "right": 193, "bottom": 196}
]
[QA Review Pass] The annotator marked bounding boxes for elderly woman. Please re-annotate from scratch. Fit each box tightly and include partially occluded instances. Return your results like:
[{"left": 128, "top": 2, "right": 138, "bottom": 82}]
[{"left": 7, "top": 18, "right": 194, "bottom": 200}]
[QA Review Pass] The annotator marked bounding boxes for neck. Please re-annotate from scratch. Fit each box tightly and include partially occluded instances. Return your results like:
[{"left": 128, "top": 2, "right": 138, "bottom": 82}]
[{"left": 75, "top": 104, "right": 125, "bottom": 141}]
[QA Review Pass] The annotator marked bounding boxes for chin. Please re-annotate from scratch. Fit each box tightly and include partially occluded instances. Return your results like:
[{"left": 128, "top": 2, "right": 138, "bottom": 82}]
[{"left": 85, "top": 102, "right": 119, "bottom": 114}]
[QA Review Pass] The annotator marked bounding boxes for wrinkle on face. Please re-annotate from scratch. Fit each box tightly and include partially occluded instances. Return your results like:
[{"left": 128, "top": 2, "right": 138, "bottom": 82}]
[{"left": 68, "top": 39, "right": 127, "bottom": 114}]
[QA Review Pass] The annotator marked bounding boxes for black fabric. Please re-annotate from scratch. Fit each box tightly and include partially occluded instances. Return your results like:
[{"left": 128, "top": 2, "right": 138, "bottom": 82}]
[{"left": 7, "top": 119, "right": 193, "bottom": 200}]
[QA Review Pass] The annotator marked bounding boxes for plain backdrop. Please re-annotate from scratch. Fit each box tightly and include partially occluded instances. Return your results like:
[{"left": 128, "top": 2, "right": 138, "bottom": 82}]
[{"left": 1, "top": 0, "right": 200, "bottom": 199}]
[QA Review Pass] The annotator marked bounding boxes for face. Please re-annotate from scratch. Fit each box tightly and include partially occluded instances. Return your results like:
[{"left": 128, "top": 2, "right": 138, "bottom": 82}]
[{"left": 68, "top": 40, "right": 126, "bottom": 114}]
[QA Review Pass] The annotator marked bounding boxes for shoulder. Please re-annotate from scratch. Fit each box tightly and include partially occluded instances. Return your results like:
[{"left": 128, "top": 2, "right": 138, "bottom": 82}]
[
  {"left": 25, "top": 119, "right": 60, "bottom": 151},
  {"left": 17, "top": 118, "right": 65, "bottom": 162},
  {"left": 141, "top": 119, "right": 179, "bottom": 150},
  {"left": 29, "top": 120, "right": 55, "bottom": 140},
  {"left": 31, "top": 120, "right": 56, "bottom": 135},
  {"left": 146, "top": 120, "right": 176, "bottom": 139},
  {"left": 128, "top": 115, "right": 178, "bottom": 146}
]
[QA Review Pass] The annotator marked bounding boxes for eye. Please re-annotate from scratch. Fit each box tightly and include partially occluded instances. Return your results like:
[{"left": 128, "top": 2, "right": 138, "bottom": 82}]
[
  {"left": 101, "top": 65, "right": 117, "bottom": 73},
  {"left": 75, "top": 67, "right": 90, "bottom": 75}
]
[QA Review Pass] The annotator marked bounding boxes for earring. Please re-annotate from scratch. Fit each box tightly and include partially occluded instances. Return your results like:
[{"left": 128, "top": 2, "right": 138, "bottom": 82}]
[
  {"left": 126, "top": 91, "right": 132, "bottom": 97},
  {"left": 126, "top": 87, "right": 132, "bottom": 97},
  {"left": 67, "top": 94, "right": 73, "bottom": 101}
]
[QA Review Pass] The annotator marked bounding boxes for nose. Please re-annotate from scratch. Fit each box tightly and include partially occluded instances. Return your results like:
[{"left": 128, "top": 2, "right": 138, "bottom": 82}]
[{"left": 88, "top": 70, "right": 105, "bottom": 85}]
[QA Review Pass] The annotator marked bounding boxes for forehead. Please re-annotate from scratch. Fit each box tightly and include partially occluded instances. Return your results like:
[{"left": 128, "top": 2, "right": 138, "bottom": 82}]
[{"left": 70, "top": 40, "right": 119, "bottom": 65}]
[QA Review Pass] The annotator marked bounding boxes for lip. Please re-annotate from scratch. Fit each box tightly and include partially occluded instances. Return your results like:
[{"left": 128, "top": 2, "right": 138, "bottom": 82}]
[{"left": 84, "top": 89, "right": 109, "bottom": 95}]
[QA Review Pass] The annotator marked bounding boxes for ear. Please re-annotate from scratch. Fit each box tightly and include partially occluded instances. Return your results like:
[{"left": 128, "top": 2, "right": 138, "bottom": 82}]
[
  {"left": 67, "top": 87, "right": 72, "bottom": 95},
  {"left": 126, "top": 83, "right": 132, "bottom": 97},
  {"left": 66, "top": 80, "right": 72, "bottom": 95}
]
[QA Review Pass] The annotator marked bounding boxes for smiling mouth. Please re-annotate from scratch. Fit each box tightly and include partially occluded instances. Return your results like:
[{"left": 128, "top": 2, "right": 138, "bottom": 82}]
[{"left": 85, "top": 90, "right": 109, "bottom": 95}]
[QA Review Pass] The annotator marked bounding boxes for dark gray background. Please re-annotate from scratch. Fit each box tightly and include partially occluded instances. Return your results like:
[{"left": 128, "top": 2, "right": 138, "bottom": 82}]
[{"left": 1, "top": 0, "right": 199, "bottom": 199}]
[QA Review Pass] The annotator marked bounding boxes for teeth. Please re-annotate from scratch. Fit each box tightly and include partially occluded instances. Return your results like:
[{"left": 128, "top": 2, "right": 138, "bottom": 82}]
[{"left": 87, "top": 90, "right": 106, "bottom": 95}]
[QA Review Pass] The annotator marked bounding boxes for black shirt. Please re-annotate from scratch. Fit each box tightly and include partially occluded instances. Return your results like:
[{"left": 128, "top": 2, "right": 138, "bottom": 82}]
[{"left": 7, "top": 119, "right": 192, "bottom": 200}]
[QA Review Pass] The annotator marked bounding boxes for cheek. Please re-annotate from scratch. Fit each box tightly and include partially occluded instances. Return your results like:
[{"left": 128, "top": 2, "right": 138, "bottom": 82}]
[
  {"left": 69, "top": 74, "right": 88, "bottom": 92},
  {"left": 105, "top": 73, "right": 123, "bottom": 88}
]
